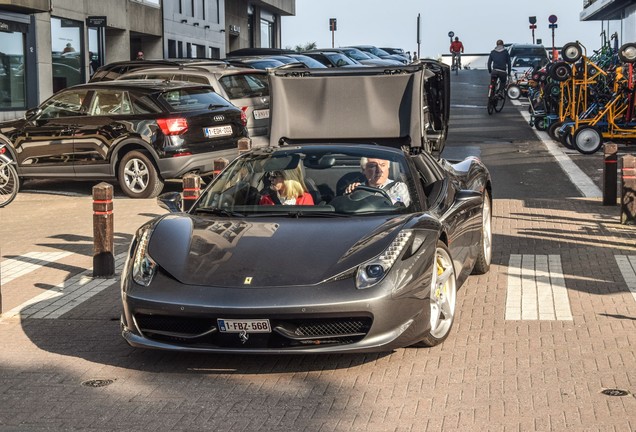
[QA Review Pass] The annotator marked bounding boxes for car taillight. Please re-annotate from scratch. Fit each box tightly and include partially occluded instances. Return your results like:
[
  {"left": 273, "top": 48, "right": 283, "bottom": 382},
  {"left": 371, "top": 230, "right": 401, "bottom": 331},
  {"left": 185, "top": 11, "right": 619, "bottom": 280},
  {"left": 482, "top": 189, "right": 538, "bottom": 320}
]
[
  {"left": 240, "top": 106, "right": 248, "bottom": 126},
  {"left": 157, "top": 118, "right": 188, "bottom": 135}
]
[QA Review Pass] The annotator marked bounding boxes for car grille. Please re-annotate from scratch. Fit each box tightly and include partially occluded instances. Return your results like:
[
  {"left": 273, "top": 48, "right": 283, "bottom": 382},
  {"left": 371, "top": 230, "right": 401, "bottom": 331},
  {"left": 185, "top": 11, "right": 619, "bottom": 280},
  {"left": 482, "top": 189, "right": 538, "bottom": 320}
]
[{"left": 134, "top": 313, "right": 372, "bottom": 349}]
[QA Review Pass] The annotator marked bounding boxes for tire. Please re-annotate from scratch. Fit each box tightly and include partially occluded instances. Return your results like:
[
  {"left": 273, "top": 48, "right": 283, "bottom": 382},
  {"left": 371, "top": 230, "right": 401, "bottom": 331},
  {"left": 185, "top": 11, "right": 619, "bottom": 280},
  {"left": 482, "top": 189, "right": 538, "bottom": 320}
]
[
  {"left": 0, "top": 161, "right": 19, "bottom": 207},
  {"left": 118, "top": 150, "right": 164, "bottom": 199},
  {"left": 562, "top": 42, "right": 583, "bottom": 63},
  {"left": 414, "top": 241, "right": 457, "bottom": 347},
  {"left": 549, "top": 62, "right": 571, "bottom": 82},
  {"left": 559, "top": 128, "right": 574, "bottom": 149},
  {"left": 573, "top": 126, "right": 603, "bottom": 154},
  {"left": 487, "top": 98, "right": 494, "bottom": 115},
  {"left": 507, "top": 85, "right": 521, "bottom": 100},
  {"left": 618, "top": 43, "right": 636, "bottom": 63},
  {"left": 548, "top": 121, "right": 563, "bottom": 140},
  {"left": 494, "top": 92, "right": 506, "bottom": 112},
  {"left": 534, "top": 115, "right": 548, "bottom": 131},
  {"left": 472, "top": 190, "right": 492, "bottom": 275}
]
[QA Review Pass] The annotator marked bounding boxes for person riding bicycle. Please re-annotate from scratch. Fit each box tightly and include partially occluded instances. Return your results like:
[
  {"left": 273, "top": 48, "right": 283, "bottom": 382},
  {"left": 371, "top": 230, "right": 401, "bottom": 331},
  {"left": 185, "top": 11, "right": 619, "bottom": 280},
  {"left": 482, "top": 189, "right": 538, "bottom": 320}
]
[
  {"left": 449, "top": 37, "right": 464, "bottom": 70},
  {"left": 487, "top": 39, "right": 511, "bottom": 94}
]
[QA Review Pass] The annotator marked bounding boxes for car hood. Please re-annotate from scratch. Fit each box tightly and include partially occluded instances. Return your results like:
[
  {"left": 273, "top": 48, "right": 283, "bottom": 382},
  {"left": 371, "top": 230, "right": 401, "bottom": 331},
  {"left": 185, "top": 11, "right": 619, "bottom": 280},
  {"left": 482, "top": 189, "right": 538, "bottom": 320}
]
[
  {"left": 268, "top": 62, "right": 449, "bottom": 156},
  {"left": 147, "top": 214, "right": 412, "bottom": 287}
]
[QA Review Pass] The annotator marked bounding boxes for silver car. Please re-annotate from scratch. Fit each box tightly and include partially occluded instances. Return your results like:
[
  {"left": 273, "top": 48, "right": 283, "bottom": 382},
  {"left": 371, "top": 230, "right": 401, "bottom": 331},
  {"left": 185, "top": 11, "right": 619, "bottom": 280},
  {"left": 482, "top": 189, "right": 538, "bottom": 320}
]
[{"left": 118, "top": 65, "right": 270, "bottom": 141}]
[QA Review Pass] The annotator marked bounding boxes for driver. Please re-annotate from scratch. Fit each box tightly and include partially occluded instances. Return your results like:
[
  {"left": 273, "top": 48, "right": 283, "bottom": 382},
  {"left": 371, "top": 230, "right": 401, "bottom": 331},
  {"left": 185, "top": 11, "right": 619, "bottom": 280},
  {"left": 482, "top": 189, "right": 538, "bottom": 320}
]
[{"left": 345, "top": 157, "right": 410, "bottom": 206}]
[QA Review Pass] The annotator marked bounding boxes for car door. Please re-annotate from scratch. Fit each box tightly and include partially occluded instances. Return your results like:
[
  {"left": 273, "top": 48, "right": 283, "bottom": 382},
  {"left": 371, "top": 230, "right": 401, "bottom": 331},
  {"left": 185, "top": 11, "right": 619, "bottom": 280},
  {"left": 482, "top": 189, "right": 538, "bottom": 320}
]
[
  {"left": 14, "top": 88, "right": 89, "bottom": 177},
  {"left": 73, "top": 89, "right": 133, "bottom": 178}
]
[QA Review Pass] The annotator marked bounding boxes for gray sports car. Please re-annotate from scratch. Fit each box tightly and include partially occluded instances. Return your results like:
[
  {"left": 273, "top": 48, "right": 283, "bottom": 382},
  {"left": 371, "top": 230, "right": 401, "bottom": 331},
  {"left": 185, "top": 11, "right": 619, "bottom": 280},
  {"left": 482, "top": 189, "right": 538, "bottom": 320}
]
[{"left": 120, "top": 62, "right": 493, "bottom": 353}]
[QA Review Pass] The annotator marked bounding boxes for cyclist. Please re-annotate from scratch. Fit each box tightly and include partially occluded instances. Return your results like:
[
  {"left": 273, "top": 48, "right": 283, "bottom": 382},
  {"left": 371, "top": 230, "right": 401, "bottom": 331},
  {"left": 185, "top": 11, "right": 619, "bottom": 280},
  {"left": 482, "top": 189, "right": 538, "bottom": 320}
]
[
  {"left": 449, "top": 37, "right": 464, "bottom": 70},
  {"left": 487, "top": 39, "right": 511, "bottom": 95}
]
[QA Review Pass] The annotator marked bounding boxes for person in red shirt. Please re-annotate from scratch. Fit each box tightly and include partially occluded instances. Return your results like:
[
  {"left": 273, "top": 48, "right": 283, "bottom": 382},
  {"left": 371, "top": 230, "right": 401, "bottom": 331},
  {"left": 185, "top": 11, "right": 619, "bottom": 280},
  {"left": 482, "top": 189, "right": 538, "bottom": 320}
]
[
  {"left": 260, "top": 170, "right": 314, "bottom": 205},
  {"left": 449, "top": 37, "right": 464, "bottom": 70}
]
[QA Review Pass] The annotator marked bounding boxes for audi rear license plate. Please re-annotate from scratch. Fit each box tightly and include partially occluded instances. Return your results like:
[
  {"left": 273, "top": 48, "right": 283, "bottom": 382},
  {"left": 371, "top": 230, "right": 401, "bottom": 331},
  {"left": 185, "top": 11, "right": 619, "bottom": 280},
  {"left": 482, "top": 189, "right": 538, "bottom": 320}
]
[
  {"left": 218, "top": 319, "right": 271, "bottom": 333},
  {"left": 203, "top": 125, "right": 233, "bottom": 138},
  {"left": 253, "top": 109, "right": 270, "bottom": 120}
]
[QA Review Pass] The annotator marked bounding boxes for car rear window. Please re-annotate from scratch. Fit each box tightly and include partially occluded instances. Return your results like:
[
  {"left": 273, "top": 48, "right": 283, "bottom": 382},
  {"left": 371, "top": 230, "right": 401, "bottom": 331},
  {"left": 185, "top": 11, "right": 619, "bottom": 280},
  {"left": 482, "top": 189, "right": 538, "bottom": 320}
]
[
  {"left": 509, "top": 46, "right": 547, "bottom": 57},
  {"left": 160, "top": 88, "right": 230, "bottom": 112},
  {"left": 218, "top": 74, "right": 268, "bottom": 99}
]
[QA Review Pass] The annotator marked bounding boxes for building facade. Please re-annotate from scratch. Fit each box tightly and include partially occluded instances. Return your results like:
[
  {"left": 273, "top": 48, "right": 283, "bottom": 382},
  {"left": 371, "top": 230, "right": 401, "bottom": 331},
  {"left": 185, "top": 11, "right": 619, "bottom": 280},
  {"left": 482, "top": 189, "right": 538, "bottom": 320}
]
[
  {"left": 580, "top": 0, "right": 636, "bottom": 43},
  {"left": 0, "top": 0, "right": 295, "bottom": 121}
]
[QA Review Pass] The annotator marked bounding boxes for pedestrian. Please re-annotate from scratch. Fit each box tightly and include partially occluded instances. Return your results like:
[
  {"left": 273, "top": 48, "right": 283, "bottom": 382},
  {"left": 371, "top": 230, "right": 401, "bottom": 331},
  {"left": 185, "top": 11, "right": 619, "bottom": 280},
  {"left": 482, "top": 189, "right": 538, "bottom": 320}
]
[
  {"left": 406, "top": 51, "right": 412, "bottom": 62},
  {"left": 63, "top": 43, "right": 75, "bottom": 53},
  {"left": 412, "top": 52, "right": 418, "bottom": 62},
  {"left": 136, "top": 51, "right": 145, "bottom": 60}
]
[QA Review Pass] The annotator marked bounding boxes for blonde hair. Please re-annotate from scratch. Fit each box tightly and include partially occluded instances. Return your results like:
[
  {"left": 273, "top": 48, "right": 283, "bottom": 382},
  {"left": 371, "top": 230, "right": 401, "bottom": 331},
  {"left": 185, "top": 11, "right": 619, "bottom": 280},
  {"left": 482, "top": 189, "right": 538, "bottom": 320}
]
[{"left": 282, "top": 179, "right": 305, "bottom": 199}]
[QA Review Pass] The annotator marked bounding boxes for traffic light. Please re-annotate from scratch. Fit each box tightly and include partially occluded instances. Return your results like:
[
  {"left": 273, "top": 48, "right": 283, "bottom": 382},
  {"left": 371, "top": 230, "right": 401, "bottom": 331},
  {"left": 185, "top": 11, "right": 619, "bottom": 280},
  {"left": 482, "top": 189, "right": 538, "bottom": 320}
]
[{"left": 329, "top": 18, "right": 337, "bottom": 31}]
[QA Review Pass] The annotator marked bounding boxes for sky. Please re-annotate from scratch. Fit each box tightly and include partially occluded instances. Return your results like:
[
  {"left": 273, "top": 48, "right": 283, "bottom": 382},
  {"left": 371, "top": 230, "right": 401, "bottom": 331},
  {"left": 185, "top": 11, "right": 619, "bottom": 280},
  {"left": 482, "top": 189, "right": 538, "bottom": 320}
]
[{"left": 281, "top": 0, "right": 626, "bottom": 58}]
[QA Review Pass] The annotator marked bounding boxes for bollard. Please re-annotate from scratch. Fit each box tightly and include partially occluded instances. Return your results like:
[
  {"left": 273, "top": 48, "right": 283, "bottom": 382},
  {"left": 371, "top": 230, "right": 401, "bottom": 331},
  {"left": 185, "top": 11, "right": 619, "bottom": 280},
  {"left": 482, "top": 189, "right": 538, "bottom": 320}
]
[
  {"left": 92, "top": 182, "right": 114, "bottom": 277},
  {"left": 620, "top": 155, "right": 636, "bottom": 225},
  {"left": 237, "top": 137, "right": 252, "bottom": 155},
  {"left": 182, "top": 173, "right": 201, "bottom": 212},
  {"left": 602, "top": 143, "right": 618, "bottom": 206},
  {"left": 213, "top": 157, "right": 229, "bottom": 177}
]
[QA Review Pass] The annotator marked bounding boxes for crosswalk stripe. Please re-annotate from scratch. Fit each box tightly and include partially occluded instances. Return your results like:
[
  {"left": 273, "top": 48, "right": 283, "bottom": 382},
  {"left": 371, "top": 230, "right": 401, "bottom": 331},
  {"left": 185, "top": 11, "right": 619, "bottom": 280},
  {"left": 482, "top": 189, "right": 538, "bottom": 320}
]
[
  {"left": 505, "top": 254, "right": 573, "bottom": 321},
  {"left": 1, "top": 252, "right": 127, "bottom": 321},
  {"left": 1, "top": 252, "right": 73, "bottom": 285},
  {"left": 615, "top": 255, "right": 636, "bottom": 303}
]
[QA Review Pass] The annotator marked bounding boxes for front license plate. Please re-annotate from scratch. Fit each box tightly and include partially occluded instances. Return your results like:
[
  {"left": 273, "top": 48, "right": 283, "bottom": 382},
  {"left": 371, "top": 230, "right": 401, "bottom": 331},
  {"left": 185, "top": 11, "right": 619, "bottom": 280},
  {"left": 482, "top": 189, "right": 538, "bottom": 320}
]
[
  {"left": 203, "top": 125, "right": 233, "bottom": 138},
  {"left": 253, "top": 109, "right": 270, "bottom": 120},
  {"left": 218, "top": 319, "right": 271, "bottom": 333}
]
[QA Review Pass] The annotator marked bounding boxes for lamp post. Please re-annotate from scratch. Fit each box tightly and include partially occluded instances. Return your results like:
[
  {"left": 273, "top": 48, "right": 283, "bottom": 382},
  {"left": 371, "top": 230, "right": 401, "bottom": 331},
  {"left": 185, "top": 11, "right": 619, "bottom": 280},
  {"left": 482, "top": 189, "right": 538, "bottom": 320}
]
[{"left": 529, "top": 16, "right": 537, "bottom": 44}]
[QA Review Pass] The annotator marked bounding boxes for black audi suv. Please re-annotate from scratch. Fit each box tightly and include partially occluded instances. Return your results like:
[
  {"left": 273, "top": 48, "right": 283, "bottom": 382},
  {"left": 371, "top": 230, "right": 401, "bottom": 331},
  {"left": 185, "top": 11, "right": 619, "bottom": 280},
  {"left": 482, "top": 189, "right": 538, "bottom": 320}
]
[{"left": 0, "top": 80, "right": 249, "bottom": 198}]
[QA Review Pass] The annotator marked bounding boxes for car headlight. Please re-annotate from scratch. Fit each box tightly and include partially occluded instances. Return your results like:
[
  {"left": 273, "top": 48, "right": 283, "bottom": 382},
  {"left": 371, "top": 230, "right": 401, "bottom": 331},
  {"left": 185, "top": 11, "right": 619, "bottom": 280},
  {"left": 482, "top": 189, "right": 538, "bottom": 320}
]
[
  {"left": 132, "top": 225, "right": 157, "bottom": 286},
  {"left": 356, "top": 230, "right": 413, "bottom": 289}
]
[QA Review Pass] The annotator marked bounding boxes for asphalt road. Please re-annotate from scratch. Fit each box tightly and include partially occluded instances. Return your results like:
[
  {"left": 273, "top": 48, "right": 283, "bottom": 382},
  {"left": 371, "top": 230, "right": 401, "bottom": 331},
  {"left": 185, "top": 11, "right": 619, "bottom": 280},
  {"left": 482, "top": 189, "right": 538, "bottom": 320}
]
[{"left": 1, "top": 69, "right": 635, "bottom": 432}]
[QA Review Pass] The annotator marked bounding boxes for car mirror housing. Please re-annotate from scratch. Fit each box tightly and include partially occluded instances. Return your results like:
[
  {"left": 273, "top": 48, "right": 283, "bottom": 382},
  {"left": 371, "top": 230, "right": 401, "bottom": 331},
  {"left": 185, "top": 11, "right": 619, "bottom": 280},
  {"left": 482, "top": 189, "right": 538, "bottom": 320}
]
[
  {"left": 157, "top": 192, "right": 182, "bottom": 213},
  {"left": 24, "top": 107, "right": 42, "bottom": 120}
]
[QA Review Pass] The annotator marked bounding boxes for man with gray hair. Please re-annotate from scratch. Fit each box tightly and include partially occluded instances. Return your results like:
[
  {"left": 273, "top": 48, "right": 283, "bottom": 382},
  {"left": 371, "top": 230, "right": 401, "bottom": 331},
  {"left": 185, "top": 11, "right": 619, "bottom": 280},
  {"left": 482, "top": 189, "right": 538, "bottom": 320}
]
[{"left": 345, "top": 157, "right": 410, "bottom": 206}]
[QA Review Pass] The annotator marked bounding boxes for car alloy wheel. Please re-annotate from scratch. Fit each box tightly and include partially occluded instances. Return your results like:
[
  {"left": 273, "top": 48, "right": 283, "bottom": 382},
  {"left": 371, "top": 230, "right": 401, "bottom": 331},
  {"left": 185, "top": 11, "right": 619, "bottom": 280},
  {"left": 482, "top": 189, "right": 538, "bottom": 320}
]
[
  {"left": 472, "top": 190, "right": 492, "bottom": 275},
  {"left": 415, "top": 241, "right": 457, "bottom": 347},
  {"left": 118, "top": 150, "right": 164, "bottom": 199},
  {"left": 573, "top": 126, "right": 603, "bottom": 154}
]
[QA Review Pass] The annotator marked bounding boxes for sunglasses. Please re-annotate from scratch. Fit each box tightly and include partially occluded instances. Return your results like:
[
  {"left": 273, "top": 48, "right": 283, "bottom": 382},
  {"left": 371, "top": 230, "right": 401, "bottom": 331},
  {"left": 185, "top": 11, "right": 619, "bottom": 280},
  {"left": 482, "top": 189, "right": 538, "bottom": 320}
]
[{"left": 268, "top": 171, "right": 284, "bottom": 180}]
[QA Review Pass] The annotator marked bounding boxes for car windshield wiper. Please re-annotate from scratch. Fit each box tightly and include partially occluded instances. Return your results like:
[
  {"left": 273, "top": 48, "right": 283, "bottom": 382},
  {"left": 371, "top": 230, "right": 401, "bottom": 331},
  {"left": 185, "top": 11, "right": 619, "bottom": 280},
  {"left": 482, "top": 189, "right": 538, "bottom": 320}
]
[
  {"left": 192, "top": 207, "right": 245, "bottom": 217},
  {"left": 286, "top": 211, "right": 350, "bottom": 218}
]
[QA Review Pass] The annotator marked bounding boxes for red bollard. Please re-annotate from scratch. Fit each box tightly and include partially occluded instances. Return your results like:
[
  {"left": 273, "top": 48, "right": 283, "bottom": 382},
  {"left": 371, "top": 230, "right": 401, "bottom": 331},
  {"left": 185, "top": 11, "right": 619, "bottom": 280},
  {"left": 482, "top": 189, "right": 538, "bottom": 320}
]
[
  {"left": 213, "top": 158, "right": 229, "bottom": 177},
  {"left": 92, "top": 182, "right": 114, "bottom": 277}
]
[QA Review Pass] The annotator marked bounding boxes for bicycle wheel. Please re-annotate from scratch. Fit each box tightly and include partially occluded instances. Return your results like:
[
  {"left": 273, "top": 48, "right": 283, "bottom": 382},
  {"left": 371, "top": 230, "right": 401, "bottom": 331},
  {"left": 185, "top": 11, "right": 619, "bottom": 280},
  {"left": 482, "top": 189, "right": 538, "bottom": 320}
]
[
  {"left": 0, "top": 161, "right": 19, "bottom": 207},
  {"left": 494, "top": 91, "right": 506, "bottom": 112},
  {"left": 487, "top": 98, "right": 494, "bottom": 115}
]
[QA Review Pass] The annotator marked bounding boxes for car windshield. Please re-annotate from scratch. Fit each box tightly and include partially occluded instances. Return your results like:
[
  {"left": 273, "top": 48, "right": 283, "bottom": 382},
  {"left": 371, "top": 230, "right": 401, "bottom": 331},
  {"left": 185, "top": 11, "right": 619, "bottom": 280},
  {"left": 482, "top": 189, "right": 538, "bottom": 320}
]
[
  {"left": 218, "top": 73, "right": 269, "bottom": 99},
  {"left": 324, "top": 53, "right": 357, "bottom": 66},
  {"left": 160, "top": 88, "right": 229, "bottom": 112},
  {"left": 195, "top": 147, "right": 415, "bottom": 216}
]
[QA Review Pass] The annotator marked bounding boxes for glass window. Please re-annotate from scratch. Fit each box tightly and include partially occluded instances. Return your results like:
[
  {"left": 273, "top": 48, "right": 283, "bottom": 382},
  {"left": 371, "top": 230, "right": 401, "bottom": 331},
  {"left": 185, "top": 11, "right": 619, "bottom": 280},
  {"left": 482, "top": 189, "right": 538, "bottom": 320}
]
[
  {"left": 89, "top": 90, "right": 130, "bottom": 115},
  {"left": 130, "top": 94, "right": 161, "bottom": 114},
  {"left": 218, "top": 74, "right": 268, "bottom": 99},
  {"left": 0, "top": 31, "right": 26, "bottom": 109},
  {"left": 260, "top": 19, "right": 272, "bottom": 49},
  {"left": 160, "top": 88, "right": 228, "bottom": 112},
  {"left": 51, "top": 17, "right": 83, "bottom": 92},
  {"left": 39, "top": 89, "right": 89, "bottom": 119}
]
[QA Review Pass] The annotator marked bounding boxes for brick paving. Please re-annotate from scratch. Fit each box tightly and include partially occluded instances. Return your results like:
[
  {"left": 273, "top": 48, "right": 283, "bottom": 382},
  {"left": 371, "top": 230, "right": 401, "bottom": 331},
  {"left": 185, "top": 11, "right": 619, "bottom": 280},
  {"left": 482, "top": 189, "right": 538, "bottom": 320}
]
[{"left": 0, "top": 70, "right": 635, "bottom": 431}]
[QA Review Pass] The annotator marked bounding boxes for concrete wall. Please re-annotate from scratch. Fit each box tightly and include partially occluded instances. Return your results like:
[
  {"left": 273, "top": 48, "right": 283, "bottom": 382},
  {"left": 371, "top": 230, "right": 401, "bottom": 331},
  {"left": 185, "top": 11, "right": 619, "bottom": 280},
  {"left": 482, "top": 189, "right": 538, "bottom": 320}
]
[{"left": 625, "top": 4, "right": 636, "bottom": 42}]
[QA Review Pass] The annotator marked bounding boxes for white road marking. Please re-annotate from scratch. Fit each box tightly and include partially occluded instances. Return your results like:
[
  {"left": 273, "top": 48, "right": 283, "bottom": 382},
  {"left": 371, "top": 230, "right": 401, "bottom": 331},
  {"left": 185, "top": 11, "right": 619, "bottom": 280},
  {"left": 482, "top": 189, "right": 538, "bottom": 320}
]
[
  {"left": 511, "top": 99, "right": 602, "bottom": 199},
  {"left": 505, "top": 254, "right": 573, "bottom": 321},
  {"left": 615, "top": 256, "right": 636, "bottom": 303},
  {"left": 0, "top": 252, "right": 127, "bottom": 321},
  {"left": 1, "top": 251, "right": 73, "bottom": 285}
]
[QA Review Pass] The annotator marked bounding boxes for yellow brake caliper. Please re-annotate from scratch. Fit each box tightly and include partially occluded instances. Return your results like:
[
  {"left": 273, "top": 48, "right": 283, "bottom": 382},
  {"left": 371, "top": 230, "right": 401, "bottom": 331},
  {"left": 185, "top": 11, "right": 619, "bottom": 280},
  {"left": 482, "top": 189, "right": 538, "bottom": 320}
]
[{"left": 435, "top": 257, "right": 445, "bottom": 299}]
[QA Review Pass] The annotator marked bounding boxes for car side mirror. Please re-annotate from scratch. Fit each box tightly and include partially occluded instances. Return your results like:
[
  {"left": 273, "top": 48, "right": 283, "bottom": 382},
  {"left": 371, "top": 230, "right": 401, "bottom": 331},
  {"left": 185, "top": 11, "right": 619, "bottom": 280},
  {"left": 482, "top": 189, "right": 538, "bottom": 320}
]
[
  {"left": 157, "top": 192, "right": 182, "bottom": 213},
  {"left": 24, "top": 107, "right": 42, "bottom": 120}
]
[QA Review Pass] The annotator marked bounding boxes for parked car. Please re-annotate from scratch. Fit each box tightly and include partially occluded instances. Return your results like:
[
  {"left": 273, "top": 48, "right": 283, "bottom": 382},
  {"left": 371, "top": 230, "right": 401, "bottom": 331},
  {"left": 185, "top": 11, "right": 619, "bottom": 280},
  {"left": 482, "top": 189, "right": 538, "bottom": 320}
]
[
  {"left": 224, "top": 57, "right": 287, "bottom": 70},
  {"left": 306, "top": 48, "right": 402, "bottom": 66},
  {"left": 380, "top": 47, "right": 410, "bottom": 61},
  {"left": 302, "top": 51, "right": 365, "bottom": 68},
  {"left": 0, "top": 80, "right": 248, "bottom": 198},
  {"left": 118, "top": 65, "right": 270, "bottom": 141},
  {"left": 507, "top": 44, "right": 549, "bottom": 67},
  {"left": 263, "top": 54, "right": 327, "bottom": 68},
  {"left": 346, "top": 45, "right": 409, "bottom": 64},
  {"left": 120, "top": 62, "right": 493, "bottom": 354}
]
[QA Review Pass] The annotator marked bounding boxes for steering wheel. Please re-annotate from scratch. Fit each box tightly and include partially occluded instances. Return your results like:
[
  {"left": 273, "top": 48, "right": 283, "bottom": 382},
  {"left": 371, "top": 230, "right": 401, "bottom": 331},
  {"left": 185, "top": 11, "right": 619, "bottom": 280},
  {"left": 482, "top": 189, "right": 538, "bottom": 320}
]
[{"left": 351, "top": 185, "right": 393, "bottom": 203}]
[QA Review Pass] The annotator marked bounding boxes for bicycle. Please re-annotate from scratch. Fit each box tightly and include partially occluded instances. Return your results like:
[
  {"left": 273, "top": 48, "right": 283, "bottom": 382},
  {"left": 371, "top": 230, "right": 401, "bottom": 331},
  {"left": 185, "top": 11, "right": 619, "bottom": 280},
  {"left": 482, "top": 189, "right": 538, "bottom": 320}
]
[
  {"left": 487, "top": 71, "right": 507, "bottom": 115},
  {"left": 0, "top": 143, "right": 19, "bottom": 207},
  {"left": 451, "top": 52, "right": 461, "bottom": 75}
]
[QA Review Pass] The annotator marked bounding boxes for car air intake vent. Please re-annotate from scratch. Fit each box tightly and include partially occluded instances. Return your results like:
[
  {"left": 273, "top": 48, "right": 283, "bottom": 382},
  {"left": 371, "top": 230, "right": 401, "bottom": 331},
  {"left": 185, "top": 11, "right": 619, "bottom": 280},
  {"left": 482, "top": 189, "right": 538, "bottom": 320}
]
[{"left": 274, "top": 317, "right": 372, "bottom": 340}]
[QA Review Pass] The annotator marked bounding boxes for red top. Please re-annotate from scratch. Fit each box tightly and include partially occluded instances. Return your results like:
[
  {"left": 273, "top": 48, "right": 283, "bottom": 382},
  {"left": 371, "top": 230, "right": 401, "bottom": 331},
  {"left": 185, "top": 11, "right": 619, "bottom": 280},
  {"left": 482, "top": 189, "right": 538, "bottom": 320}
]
[
  {"left": 450, "top": 41, "right": 464, "bottom": 53},
  {"left": 260, "top": 193, "right": 315, "bottom": 206}
]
